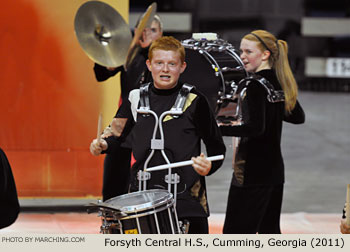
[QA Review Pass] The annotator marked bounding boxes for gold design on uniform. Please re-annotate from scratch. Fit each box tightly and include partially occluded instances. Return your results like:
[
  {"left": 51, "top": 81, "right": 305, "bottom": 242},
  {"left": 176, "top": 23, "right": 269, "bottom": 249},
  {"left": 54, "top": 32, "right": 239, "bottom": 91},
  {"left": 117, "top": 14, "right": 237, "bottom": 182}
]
[
  {"left": 190, "top": 179, "right": 208, "bottom": 213},
  {"left": 163, "top": 93, "right": 197, "bottom": 122},
  {"left": 234, "top": 160, "right": 246, "bottom": 185}
]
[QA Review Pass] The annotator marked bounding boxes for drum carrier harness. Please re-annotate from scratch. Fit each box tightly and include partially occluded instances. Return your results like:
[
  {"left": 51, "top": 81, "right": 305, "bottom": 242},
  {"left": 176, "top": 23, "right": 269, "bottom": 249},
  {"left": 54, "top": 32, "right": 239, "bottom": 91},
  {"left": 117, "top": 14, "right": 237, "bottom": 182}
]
[
  {"left": 136, "top": 82, "right": 194, "bottom": 197},
  {"left": 234, "top": 73, "right": 285, "bottom": 121},
  {"left": 230, "top": 73, "right": 285, "bottom": 163},
  {"left": 133, "top": 82, "right": 194, "bottom": 234}
]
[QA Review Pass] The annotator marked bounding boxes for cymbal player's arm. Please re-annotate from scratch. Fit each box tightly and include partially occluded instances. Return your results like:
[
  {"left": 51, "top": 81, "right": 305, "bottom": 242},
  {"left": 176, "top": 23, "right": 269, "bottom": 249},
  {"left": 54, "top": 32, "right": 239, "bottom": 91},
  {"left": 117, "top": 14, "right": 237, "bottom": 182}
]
[
  {"left": 93, "top": 63, "right": 123, "bottom": 82},
  {"left": 103, "top": 99, "right": 135, "bottom": 154}
]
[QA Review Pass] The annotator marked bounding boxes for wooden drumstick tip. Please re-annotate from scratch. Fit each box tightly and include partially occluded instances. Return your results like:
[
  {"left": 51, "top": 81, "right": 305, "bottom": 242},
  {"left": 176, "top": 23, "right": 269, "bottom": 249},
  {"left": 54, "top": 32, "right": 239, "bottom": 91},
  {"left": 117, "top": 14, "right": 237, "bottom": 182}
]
[{"left": 97, "top": 113, "right": 103, "bottom": 142}]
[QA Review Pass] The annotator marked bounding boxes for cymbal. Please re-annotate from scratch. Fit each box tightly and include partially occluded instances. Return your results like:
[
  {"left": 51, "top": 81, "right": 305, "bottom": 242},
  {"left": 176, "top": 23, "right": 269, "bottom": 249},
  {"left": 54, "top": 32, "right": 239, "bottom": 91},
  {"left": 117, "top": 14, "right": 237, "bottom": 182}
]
[
  {"left": 74, "top": 1, "right": 132, "bottom": 67},
  {"left": 124, "top": 2, "right": 157, "bottom": 70}
]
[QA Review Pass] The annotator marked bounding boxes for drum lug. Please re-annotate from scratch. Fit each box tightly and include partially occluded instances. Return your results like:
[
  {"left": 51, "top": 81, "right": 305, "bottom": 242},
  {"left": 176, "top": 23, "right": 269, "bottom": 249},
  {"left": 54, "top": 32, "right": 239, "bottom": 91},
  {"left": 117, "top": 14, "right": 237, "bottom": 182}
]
[{"left": 100, "top": 217, "right": 121, "bottom": 234}]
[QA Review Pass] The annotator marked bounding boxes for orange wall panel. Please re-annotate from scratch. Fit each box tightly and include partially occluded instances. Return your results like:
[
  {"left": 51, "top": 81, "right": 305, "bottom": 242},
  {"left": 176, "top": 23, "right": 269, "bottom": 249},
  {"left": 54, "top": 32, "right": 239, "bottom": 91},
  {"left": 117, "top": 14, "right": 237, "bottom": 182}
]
[
  {"left": 5, "top": 151, "right": 49, "bottom": 193},
  {"left": 0, "top": 0, "right": 129, "bottom": 197}
]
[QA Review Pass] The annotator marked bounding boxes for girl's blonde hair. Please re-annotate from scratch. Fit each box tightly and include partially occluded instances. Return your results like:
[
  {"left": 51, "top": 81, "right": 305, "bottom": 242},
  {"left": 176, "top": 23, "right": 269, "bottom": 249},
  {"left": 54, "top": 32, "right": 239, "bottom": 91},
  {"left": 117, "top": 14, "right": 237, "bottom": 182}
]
[{"left": 243, "top": 30, "right": 298, "bottom": 113}]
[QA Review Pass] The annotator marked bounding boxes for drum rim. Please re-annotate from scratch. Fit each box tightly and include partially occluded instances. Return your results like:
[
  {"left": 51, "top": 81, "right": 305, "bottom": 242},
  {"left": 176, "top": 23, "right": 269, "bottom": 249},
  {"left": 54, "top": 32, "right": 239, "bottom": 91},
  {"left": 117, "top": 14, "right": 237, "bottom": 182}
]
[
  {"left": 117, "top": 202, "right": 175, "bottom": 221},
  {"left": 181, "top": 37, "right": 247, "bottom": 76},
  {"left": 103, "top": 189, "right": 174, "bottom": 213}
]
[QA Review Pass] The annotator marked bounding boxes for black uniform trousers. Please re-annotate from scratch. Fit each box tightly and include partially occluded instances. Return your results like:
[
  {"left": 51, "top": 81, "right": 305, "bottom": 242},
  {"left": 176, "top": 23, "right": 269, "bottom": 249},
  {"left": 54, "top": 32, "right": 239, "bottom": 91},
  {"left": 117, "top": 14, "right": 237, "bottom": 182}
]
[{"left": 223, "top": 184, "right": 283, "bottom": 234}]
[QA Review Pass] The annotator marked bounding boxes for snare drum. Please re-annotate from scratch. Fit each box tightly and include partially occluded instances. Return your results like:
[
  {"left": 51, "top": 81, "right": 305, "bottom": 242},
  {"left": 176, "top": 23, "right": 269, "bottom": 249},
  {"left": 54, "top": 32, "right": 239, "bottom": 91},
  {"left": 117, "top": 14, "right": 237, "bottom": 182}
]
[
  {"left": 180, "top": 37, "right": 248, "bottom": 123},
  {"left": 99, "top": 189, "right": 181, "bottom": 234}
]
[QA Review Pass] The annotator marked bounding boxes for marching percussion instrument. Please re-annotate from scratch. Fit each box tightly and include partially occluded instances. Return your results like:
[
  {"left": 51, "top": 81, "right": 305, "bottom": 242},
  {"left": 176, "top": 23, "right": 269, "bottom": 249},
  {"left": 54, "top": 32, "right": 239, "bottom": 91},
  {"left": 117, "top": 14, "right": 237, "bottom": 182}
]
[
  {"left": 74, "top": 1, "right": 156, "bottom": 69},
  {"left": 180, "top": 35, "right": 249, "bottom": 125},
  {"left": 74, "top": 1, "right": 132, "bottom": 67},
  {"left": 124, "top": 2, "right": 157, "bottom": 70},
  {"left": 90, "top": 190, "right": 181, "bottom": 234}
]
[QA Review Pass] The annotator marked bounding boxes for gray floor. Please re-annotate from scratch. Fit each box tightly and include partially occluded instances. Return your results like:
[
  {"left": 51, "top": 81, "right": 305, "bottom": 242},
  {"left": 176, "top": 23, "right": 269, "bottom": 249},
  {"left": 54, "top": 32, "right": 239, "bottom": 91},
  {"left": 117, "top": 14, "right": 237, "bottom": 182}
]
[{"left": 206, "top": 91, "right": 350, "bottom": 214}]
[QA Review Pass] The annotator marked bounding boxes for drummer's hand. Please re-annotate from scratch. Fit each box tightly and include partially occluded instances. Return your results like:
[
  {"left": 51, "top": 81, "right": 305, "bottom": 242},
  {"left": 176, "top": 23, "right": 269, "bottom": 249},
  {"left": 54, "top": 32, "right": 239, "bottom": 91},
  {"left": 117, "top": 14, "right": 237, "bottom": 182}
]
[
  {"left": 89, "top": 138, "right": 108, "bottom": 156},
  {"left": 106, "top": 67, "right": 116, "bottom": 71},
  {"left": 340, "top": 219, "right": 350, "bottom": 234},
  {"left": 192, "top": 153, "right": 212, "bottom": 176}
]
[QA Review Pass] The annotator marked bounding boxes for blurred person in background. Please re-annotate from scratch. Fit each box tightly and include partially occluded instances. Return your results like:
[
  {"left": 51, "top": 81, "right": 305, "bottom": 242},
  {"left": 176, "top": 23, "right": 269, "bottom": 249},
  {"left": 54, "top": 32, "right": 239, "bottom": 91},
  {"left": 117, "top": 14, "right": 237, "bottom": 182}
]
[{"left": 92, "top": 15, "right": 163, "bottom": 201}]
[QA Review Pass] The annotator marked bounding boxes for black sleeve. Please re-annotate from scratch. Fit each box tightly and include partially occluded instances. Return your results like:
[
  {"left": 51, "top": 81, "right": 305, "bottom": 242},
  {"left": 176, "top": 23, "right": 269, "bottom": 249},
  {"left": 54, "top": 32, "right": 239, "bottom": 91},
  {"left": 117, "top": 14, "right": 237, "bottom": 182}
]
[
  {"left": 283, "top": 100, "right": 305, "bottom": 124},
  {"left": 93, "top": 63, "right": 123, "bottom": 82},
  {"left": 220, "top": 81, "right": 266, "bottom": 137},
  {"left": 193, "top": 93, "right": 226, "bottom": 175},
  {"left": 104, "top": 99, "right": 135, "bottom": 154}
]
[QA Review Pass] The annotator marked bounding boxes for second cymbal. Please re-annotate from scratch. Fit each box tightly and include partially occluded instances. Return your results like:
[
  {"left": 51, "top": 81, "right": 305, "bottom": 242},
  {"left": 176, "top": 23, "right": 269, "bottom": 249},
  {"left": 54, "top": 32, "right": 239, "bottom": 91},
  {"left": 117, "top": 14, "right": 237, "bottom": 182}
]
[{"left": 124, "top": 2, "right": 157, "bottom": 70}]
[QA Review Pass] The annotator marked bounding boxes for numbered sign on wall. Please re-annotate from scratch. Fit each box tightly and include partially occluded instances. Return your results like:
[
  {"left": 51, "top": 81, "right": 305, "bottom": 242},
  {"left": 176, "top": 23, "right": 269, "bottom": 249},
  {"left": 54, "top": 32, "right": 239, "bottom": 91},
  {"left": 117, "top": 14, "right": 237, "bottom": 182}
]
[{"left": 326, "top": 58, "right": 350, "bottom": 78}]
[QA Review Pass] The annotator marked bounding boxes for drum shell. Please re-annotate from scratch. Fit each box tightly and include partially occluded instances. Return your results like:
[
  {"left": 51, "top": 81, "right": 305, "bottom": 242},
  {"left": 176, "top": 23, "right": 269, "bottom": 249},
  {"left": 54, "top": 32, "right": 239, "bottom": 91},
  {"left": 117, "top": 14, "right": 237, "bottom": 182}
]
[
  {"left": 179, "top": 48, "right": 222, "bottom": 112},
  {"left": 99, "top": 189, "right": 179, "bottom": 234},
  {"left": 179, "top": 45, "right": 247, "bottom": 115},
  {"left": 117, "top": 206, "right": 178, "bottom": 234}
]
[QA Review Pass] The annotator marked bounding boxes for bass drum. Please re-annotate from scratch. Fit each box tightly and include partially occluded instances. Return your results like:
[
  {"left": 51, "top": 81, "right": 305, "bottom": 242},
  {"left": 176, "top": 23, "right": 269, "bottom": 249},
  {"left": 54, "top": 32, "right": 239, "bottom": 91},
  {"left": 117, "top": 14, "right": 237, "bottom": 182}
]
[{"left": 179, "top": 38, "right": 248, "bottom": 124}]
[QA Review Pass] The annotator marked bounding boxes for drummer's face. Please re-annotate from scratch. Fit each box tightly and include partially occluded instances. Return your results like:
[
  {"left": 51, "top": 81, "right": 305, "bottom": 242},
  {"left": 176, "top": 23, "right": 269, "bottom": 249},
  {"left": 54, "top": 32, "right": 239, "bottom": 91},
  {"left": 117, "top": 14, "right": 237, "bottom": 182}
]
[
  {"left": 240, "top": 39, "right": 269, "bottom": 73},
  {"left": 146, "top": 49, "right": 186, "bottom": 90}
]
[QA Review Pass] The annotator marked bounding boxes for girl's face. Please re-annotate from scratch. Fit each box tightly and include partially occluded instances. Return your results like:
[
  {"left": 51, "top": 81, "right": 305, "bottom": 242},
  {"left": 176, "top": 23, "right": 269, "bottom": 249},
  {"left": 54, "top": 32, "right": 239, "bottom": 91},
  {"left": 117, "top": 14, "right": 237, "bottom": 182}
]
[{"left": 240, "top": 38, "right": 270, "bottom": 73}]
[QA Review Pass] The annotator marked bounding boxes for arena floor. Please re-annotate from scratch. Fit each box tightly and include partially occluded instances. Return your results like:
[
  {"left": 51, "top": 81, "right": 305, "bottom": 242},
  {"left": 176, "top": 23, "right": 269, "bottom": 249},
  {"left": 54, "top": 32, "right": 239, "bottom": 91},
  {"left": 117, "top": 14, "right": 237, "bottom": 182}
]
[{"left": 0, "top": 212, "right": 341, "bottom": 234}]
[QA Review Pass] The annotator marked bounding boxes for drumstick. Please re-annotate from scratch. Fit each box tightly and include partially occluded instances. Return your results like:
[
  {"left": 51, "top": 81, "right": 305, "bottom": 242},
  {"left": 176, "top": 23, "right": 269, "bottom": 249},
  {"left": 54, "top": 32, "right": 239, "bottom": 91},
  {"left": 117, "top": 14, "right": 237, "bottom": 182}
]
[
  {"left": 145, "top": 155, "right": 224, "bottom": 172},
  {"left": 97, "top": 113, "right": 103, "bottom": 143},
  {"left": 346, "top": 184, "right": 350, "bottom": 225}
]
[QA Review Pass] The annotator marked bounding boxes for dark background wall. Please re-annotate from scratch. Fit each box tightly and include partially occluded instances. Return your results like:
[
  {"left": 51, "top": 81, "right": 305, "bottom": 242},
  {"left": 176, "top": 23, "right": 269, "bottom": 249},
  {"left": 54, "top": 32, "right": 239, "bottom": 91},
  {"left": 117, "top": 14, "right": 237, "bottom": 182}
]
[{"left": 131, "top": 0, "right": 350, "bottom": 92}]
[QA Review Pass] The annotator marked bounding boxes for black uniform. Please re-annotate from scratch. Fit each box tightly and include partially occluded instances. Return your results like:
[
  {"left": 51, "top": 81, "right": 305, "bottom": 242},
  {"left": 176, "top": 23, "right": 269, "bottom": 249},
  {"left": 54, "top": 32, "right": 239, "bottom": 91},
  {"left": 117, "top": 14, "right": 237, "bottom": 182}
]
[
  {"left": 94, "top": 47, "right": 151, "bottom": 102},
  {"left": 93, "top": 47, "right": 151, "bottom": 201},
  {"left": 0, "top": 148, "right": 20, "bottom": 229},
  {"left": 105, "top": 82, "right": 226, "bottom": 233},
  {"left": 220, "top": 69, "right": 305, "bottom": 234}
]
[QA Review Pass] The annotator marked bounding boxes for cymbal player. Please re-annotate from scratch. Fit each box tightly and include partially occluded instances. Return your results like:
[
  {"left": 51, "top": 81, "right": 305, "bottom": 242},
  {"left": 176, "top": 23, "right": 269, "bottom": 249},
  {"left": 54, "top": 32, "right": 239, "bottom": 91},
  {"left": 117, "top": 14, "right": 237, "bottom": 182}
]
[{"left": 92, "top": 14, "right": 163, "bottom": 201}]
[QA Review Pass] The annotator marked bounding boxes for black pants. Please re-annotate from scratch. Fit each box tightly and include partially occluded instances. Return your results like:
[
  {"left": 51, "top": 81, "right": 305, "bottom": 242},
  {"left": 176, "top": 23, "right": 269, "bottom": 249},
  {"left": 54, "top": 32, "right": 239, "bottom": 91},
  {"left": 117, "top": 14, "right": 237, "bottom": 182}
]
[
  {"left": 180, "top": 217, "right": 208, "bottom": 234},
  {"left": 223, "top": 184, "right": 283, "bottom": 234},
  {"left": 102, "top": 146, "right": 131, "bottom": 201}
]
